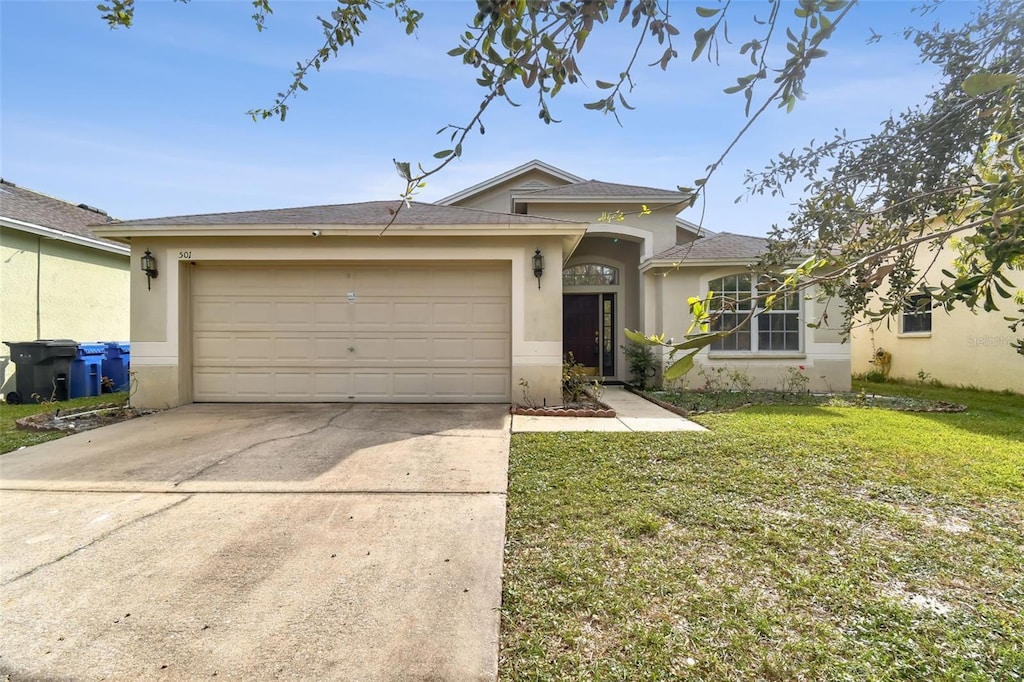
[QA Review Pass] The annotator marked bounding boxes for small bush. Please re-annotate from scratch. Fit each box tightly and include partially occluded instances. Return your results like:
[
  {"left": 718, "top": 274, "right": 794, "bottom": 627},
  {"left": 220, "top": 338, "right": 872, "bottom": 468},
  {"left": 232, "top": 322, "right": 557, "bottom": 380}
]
[
  {"left": 622, "top": 342, "right": 658, "bottom": 389},
  {"left": 562, "top": 352, "right": 590, "bottom": 404}
]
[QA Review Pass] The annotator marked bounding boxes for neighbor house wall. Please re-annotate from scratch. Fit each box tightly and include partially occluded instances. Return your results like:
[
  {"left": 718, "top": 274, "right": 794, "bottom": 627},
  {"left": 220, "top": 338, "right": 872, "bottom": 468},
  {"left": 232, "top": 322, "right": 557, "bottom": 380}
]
[
  {"left": 850, "top": 243, "right": 1022, "bottom": 393},
  {"left": 127, "top": 235, "right": 567, "bottom": 409},
  {"left": 1, "top": 226, "right": 130, "bottom": 395},
  {"left": 655, "top": 265, "right": 851, "bottom": 392}
]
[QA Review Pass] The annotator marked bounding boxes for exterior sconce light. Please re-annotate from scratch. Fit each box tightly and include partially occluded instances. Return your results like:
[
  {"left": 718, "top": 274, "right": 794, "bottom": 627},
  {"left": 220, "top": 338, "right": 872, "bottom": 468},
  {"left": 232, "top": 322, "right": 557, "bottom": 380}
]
[
  {"left": 532, "top": 249, "right": 544, "bottom": 290},
  {"left": 141, "top": 249, "right": 158, "bottom": 290}
]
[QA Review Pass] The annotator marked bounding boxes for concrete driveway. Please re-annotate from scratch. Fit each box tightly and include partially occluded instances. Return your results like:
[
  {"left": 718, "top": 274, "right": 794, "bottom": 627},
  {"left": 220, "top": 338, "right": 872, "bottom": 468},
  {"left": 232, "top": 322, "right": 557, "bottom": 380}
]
[{"left": 0, "top": 403, "right": 510, "bottom": 681}]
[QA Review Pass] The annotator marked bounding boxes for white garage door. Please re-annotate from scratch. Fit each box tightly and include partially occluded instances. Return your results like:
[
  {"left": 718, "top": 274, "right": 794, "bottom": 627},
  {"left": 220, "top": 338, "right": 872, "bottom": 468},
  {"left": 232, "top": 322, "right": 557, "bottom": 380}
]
[{"left": 190, "top": 262, "right": 511, "bottom": 402}]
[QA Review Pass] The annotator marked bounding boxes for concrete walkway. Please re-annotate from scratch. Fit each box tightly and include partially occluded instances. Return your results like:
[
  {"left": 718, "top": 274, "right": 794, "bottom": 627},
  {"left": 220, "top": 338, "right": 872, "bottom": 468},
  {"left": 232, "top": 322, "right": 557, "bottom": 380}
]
[{"left": 511, "top": 386, "right": 706, "bottom": 432}]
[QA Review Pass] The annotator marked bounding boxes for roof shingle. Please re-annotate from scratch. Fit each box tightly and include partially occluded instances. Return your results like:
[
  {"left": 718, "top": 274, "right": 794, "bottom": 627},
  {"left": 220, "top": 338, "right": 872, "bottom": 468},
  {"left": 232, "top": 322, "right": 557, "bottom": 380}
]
[
  {"left": 653, "top": 232, "right": 768, "bottom": 261},
  {"left": 0, "top": 179, "right": 116, "bottom": 242},
  {"left": 109, "top": 200, "right": 581, "bottom": 227},
  {"left": 516, "top": 179, "right": 691, "bottom": 201}
]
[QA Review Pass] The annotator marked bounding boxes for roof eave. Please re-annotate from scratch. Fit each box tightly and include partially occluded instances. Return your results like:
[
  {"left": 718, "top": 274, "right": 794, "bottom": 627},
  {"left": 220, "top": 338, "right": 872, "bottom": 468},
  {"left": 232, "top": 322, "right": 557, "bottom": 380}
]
[
  {"left": 93, "top": 222, "right": 588, "bottom": 238},
  {"left": 513, "top": 194, "right": 690, "bottom": 207},
  {"left": 640, "top": 257, "right": 760, "bottom": 272},
  {"left": 1, "top": 217, "right": 129, "bottom": 255}
]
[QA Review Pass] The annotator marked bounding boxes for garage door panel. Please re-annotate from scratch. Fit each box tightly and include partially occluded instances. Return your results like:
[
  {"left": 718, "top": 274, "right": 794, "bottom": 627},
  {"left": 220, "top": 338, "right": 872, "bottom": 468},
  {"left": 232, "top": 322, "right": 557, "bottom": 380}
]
[
  {"left": 312, "top": 372, "right": 353, "bottom": 398},
  {"left": 314, "top": 301, "right": 354, "bottom": 326},
  {"left": 192, "top": 263, "right": 510, "bottom": 402},
  {"left": 353, "top": 372, "right": 390, "bottom": 398},
  {"left": 274, "top": 301, "right": 314, "bottom": 324},
  {"left": 275, "top": 337, "right": 314, "bottom": 361},
  {"left": 472, "top": 301, "right": 511, "bottom": 326},
  {"left": 234, "top": 337, "right": 275, "bottom": 360},
  {"left": 473, "top": 338, "right": 510, "bottom": 361},
  {"left": 193, "top": 371, "right": 234, "bottom": 400},
  {"left": 271, "top": 373, "right": 313, "bottom": 398},
  {"left": 350, "top": 337, "right": 393, "bottom": 362},
  {"left": 313, "top": 337, "right": 353, "bottom": 361},
  {"left": 472, "top": 372, "right": 512, "bottom": 399}
]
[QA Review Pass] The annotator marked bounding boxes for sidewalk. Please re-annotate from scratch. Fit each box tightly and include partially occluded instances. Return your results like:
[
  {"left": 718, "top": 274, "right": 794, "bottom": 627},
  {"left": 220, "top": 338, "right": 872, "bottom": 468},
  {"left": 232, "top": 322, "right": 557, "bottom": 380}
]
[{"left": 510, "top": 386, "right": 707, "bottom": 433}]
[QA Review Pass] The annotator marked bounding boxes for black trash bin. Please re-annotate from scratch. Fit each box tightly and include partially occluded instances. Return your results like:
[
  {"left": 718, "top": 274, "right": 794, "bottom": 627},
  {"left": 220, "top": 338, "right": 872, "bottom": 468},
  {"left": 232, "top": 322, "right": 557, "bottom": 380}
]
[{"left": 3, "top": 339, "right": 79, "bottom": 404}]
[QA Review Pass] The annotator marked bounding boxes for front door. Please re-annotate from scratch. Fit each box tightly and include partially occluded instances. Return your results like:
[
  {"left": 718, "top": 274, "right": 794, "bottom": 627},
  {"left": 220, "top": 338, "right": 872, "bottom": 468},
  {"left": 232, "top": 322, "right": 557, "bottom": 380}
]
[
  {"left": 563, "top": 294, "right": 600, "bottom": 371},
  {"left": 563, "top": 293, "right": 615, "bottom": 376}
]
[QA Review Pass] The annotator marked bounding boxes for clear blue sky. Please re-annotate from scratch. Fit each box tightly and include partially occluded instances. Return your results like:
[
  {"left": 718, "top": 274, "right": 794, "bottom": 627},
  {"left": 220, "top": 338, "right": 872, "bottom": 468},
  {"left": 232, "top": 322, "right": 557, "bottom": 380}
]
[{"left": 1, "top": 0, "right": 974, "bottom": 235}]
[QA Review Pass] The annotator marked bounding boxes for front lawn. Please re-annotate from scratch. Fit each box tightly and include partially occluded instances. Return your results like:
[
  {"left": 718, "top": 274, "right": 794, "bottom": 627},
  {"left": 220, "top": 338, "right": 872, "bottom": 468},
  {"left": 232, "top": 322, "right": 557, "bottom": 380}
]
[
  {"left": 0, "top": 394, "right": 129, "bottom": 454},
  {"left": 501, "top": 382, "right": 1024, "bottom": 679}
]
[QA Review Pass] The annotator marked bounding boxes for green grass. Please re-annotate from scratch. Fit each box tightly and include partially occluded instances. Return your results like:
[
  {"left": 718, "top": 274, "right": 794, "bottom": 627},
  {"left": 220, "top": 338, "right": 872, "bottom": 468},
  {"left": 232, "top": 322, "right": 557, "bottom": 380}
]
[
  {"left": 0, "top": 393, "right": 128, "bottom": 454},
  {"left": 501, "top": 381, "right": 1024, "bottom": 680}
]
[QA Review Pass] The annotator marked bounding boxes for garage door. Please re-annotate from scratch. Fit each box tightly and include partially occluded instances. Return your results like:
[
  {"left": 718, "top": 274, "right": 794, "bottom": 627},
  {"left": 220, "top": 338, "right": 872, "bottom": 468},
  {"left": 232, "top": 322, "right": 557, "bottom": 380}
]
[{"left": 190, "top": 262, "right": 511, "bottom": 402}]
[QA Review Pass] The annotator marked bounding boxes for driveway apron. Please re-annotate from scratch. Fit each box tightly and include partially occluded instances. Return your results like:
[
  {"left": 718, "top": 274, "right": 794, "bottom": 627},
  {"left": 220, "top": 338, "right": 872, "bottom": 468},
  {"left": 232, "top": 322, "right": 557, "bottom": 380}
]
[{"left": 0, "top": 403, "right": 510, "bottom": 681}]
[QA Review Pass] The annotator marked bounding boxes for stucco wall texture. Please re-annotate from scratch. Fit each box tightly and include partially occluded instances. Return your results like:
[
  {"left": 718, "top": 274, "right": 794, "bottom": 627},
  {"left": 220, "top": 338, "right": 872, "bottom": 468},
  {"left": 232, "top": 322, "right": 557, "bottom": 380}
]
[{"left": 1, "top": 227, "right": 130, "bottom": 394}]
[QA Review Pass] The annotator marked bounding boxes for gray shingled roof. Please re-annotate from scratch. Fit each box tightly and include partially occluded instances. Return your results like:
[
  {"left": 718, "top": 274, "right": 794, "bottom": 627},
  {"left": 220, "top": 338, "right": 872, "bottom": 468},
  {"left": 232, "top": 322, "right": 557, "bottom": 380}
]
[
  {"left": 109, "top": 200, "right": 581, "bottom": 227},
  {"left": 653, "top": 232, "right": 768, "bottom": 261},
  {"left": 516, "top": 179, "right": 690, "bottom": 201},
  {"left": 0, "top": 179, "right": 116, "bottom": 242}
]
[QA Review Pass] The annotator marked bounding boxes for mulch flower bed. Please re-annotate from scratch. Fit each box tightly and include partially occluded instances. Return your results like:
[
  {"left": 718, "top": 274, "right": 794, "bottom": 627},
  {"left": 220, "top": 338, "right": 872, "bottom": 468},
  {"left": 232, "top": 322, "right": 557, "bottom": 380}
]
[{"left": 511, "top": 391, "right": 616, "bottom": 417}]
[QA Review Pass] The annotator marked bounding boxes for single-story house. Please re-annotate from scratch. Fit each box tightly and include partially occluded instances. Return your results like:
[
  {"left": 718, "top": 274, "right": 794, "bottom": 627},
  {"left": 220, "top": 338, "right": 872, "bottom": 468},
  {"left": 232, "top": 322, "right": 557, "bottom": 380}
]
[
  {"left": 0, "top": 179, "right": 130, "bottom": 396},
  {"left": 850, "top": 238, "right": 1022, "bottom": 393},
  {"left": 94, "top": 160, "right": 850, "bottom": 409}
]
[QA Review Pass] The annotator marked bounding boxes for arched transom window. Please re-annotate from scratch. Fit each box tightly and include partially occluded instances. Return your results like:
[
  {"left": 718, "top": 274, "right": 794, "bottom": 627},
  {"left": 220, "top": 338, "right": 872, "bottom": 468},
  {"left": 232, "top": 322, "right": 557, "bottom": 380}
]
[{"left": 563, "top": 263, "right": 619, "bottom": 286}]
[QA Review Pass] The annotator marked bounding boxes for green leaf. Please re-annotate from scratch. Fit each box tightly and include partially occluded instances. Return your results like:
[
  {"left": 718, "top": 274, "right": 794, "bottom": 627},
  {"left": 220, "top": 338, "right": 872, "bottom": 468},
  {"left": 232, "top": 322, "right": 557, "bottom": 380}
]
[
  {"left": 625, "top": 329, "right": 665, "bottom": 346},
  {"left": 691, "top": 28, "right": 711, "bottom": 62},
  {"left": 595, "top": 80, "right": 615, "bottom": 89},
  {"left": 670, "top": 332, "right": 728, "bottom": 351},
  {"left": 433, "top": 149, "right": 453, "bottom": 159},
  {"left": 695, "top": 6, "right": 720, "bottom": 18},
  {"left": 962, "top": 72, "right": 1017, "bottom": 96},
  {"left": 663, "top": 350, "right": 698, "bottom": 380}
]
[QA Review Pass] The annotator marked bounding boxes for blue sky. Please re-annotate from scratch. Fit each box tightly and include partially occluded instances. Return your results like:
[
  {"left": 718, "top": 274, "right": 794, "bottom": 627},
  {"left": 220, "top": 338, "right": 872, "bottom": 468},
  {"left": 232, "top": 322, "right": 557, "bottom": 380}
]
[{"left": 1, "top": 0, "right": 974, "bottom": 235}]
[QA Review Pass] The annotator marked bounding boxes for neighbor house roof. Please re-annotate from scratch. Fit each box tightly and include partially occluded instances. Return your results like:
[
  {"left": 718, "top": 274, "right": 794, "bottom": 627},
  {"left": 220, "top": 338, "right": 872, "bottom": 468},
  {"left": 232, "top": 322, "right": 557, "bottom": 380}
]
[
  {"left": 514, "top": 179, "right": 692, "bottom": 202},
  {"left": 105, "top": 200, "right": 582, "bottom": 227},
  {"left": 0, "top": 179, "right": 127, "bottom": 255},
  {"left": 647, "top": 232, "right": 769, "bottom": 265}
]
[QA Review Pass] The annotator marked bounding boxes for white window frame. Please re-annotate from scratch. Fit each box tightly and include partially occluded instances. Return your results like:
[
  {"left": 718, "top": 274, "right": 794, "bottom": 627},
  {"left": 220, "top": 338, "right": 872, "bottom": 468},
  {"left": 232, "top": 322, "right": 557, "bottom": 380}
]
[
  {"left": 900, "top": 293, "right": 933, "bottom": 336},
  {"left": 707, "top": 273, "right": 802, "bottom": 355}
]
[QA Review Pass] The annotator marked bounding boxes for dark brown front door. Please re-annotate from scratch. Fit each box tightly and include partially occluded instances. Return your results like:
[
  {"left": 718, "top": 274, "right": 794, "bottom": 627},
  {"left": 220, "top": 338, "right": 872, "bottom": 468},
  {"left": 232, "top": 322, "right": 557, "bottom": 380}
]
[{"left": 563, "top": 294, "right": 600, "bottom": 369}]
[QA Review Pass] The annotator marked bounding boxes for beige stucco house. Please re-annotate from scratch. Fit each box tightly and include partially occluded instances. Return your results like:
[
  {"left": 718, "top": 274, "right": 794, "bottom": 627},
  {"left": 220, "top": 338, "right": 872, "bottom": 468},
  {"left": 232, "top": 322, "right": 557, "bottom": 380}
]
[
  {"left": 1, "top": 179, "right": 130, "bottom": 397},
  {"left": 850, "top": 239, "right": 1022, "bottom": 393},
  {"left": 95, "top": 160, "right": 851, "bottom": 409}
]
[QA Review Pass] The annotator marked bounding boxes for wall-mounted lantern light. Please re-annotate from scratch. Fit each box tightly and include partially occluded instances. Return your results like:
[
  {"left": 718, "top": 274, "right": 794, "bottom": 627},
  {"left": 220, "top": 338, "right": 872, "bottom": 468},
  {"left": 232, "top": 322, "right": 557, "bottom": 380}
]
[
  {"left": 141, "top": 249, "right": 158, "bottom": 290},
  {"left": 532, "top": 249, "right": 545, "bottom": 290}
]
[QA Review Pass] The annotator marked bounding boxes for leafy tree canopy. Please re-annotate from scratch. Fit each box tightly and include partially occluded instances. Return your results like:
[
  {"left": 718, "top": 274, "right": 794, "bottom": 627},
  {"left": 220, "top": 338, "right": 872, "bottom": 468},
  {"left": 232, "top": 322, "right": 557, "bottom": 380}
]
[{"left": 746, "top": 0, "right": 1024, "bottom": 359}]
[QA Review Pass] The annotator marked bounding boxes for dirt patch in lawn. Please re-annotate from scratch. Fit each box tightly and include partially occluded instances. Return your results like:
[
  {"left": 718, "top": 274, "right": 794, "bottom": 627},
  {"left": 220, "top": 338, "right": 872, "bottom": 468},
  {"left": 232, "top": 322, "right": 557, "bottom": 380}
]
[{"left": 16, "top": 404, "right": 152, "bottom": 434}]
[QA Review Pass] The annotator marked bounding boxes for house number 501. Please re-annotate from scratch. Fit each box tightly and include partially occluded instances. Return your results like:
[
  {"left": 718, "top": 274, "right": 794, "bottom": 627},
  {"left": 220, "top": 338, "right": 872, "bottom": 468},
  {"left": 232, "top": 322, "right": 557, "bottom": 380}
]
[{"left": 178, "top": 251, "right": 192, "bottom": 259}]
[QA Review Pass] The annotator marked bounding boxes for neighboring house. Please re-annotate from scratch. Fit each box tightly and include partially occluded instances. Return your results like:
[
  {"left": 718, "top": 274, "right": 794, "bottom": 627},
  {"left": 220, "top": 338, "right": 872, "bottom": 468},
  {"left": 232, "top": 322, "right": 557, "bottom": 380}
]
[
  {"left": 850, "top": 240, "right": 1022, "bottom": 393},
  {"left": 0, "top": 179, "right": 130, "bottom": 397},
  {"left": 94, "top": 160, "right": 850, "bottom": 409}
]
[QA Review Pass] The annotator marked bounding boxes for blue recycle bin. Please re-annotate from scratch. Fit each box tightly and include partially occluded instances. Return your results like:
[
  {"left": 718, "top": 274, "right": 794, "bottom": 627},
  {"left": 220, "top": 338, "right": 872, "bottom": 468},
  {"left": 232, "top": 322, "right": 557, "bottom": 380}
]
[
  {"left": 69, "top": 343, "right": 107, "bottom": 398},
  {"left": 101, "top": 342, "right": 131, "bottom": 392}
]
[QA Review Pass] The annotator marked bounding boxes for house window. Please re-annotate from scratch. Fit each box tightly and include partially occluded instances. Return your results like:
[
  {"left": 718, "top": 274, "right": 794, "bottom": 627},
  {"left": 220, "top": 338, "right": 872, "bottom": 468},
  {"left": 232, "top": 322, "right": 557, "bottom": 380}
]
[
  {"left": 902, "top": 293, "right": 932, "bottom": 334},
  {"left": 563, "top": 263, "right": 619, "bottom": 286},
  {"left": 708, "top": 274, "right": 800, "bottom": 352}
]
